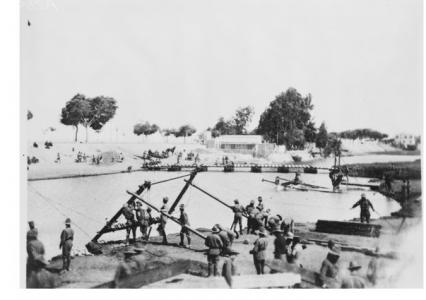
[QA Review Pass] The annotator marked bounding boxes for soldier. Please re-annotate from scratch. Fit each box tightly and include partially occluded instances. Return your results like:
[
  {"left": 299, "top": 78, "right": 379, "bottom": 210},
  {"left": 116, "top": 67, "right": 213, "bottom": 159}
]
[
  {"left": 230, "top": 199, "right": 244, "bottom": 237},
  {"left": 245, "top": 200, "right": 256, "bottom": 234},
  {"left": 256, "top": 196, "right": 264, "bottom": 211},
  {"left": 178, "top": 204, "right": 191, "bottom": 248},
  {"left": 204, "top": 226, "right": 223, "bottom": 277},
  {"left": 27, "top": 255, "right": 56, "bottom": 288},
  {"left": 272, "top": 228, "right": 286, "bottom": 259},
  {"left": 146, "top": 207, "right": 154, "bottom": 239},
  {"left": 113, "top": 249, "right": 139, "bottom": 288},
  {"left": 27, "top": 224, "right": 44, "bottom": 277},
  {"left": 250, "top": 227, "right": 268, "bottom": 275},
  {"left": 262, "top": 208, "right": 271, "bottom": 227},
  {"left": 341, "top": 261, "right": 366, "bottom": 288},
  {"left": 286, "top": 236, "right": 304, "bottom": 268},
  {"left": 293, "top": 172, "right": 301, "bottom": 184},
  {"left": 59, "top": 218, "right": 74, "bottom": 271},
  {"left": 267, "top": 214, "right": 282, "bottom": 232},
  {"left": 123, "top": 202, "right": 136, "bottom": 245},
  {"left": 318, "top": 247, "right": 340, "bottom": 288},
  {"left": 351, "top": 193, "right": 375, "bottom": 223},
  {"left": 157, "top": 197, "right": 169, "bottom": 245},
  {"left": 135, "top": 201, "right": 149, "bottom": 240},
  {"left": 27, "top": 221, "right": 38, "bottom": 243},
  {"left": 216, "top": 224, "right": 236, "bottom": 255}
]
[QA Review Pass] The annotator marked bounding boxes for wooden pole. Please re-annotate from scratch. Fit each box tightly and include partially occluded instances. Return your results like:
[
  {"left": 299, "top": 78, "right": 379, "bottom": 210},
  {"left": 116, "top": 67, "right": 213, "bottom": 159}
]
[
  {"left": 168, "top": 169, "right": 198, "bottom": 214},
  {"left": 184, "top": 180, "right": 248, "bottom": 219},
  {"left": 126, "top": 191, "right": 206, "bottom": 240}
]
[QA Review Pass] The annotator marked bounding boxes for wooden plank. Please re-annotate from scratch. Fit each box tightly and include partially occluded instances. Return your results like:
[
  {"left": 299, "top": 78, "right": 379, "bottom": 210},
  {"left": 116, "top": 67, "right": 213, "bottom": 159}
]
[{"left": 316, "top": 220, "right": 381, "bottom": 237}]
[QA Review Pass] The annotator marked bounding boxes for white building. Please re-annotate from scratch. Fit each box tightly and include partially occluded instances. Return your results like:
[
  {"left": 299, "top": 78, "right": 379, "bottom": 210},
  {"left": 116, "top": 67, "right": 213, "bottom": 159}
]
[
  {"left": 394, "top": 133, "right": 417, "bottom": 149},
  {"left": 206, "top": 135, "right": 275, "bottom": 157}
]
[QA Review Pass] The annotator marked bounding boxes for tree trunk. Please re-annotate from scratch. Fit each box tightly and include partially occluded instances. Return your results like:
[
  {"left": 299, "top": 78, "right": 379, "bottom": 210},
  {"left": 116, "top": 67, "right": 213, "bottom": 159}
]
[
  {"left": 74, "top": 125, "right": 78, "bottom": 142},
  {"left": 85, "top": 125, "right": 89, "bottom": 143}
]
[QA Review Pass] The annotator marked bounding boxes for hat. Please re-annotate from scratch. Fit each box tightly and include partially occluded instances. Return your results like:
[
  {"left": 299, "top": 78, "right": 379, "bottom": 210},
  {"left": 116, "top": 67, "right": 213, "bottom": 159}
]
[
  {"left": 65, "top": 218, "right": 71, "bottom": 224},
  {"left": 147, "top": 207, "right": 152, "bottom": 212},
  {"left": 276, "top": 214, "right": 283, "bottom": 221},
  {"left": 163, "top": 197, "right": 169, "bottom": 203},
  {"left": 328, "top": 239, "right": 336, "bottom": 249},
  {"left": 257, "top": 227, "right": 267, "bottom": 236},
  {"left": 348, "top": 261, "right": 362, "bottom": 271},
  {"left": 361, "top": 193, "right": 366, "bottom": 198},
  {"left": 258, "top": 196, "right": 263, "bottom": 202},
  {"left": 250, "top": 200, "right": 255, "bottom": 204},
  {"left": 234, "top": 199, "right": 239, "bottom": 204},
  {"left": 211, "top": 226, "right": 220, "bottom": 233},
  {"left": 179, "top": 204, "right": 185, "bottom": 209}
]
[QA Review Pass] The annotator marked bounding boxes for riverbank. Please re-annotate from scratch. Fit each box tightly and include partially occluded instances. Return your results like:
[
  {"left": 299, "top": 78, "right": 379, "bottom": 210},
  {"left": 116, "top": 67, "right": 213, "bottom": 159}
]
[{"left": 43, "top": 214, "right": 422, "bottom": 288}]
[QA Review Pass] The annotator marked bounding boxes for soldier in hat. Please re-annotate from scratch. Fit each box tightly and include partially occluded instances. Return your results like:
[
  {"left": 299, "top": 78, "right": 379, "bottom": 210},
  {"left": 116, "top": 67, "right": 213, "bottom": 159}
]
[
  {"left": 157, "top": 197, "right": 169, "bottom": 245},
  {"left": 122, "top": 202, "right": 136, "bottom": 245},
  {"left": 230, "top": 199, "right": 244, "bottom": 237},
  {"left": 351, "top": 193, "right": 375, "bottom": 223},
  {"left": 27, "top": 223, "right": 45, "bottom": 277},
  {"left": 318, "top": 247, "right": 341, "bottom": 288},
  {"left": 267, "top": 214, "right": 282, "bottom": 232},
  {"left": 245, "top": 200, "right": 256, "bottom": 234},
  {"left": 250, "top": 227, "right": 268, "bottom": 275},
  {"left": 204, "top": 226, "right": 223, "bottom": 277},
  {"left": 216, "top": 224, "right": 236, "bottom": 255},
  {"left": 179, "top": 204, "right": 191, "bottom": 248},
  {"left": 114, "top": 249, "right": 139, "bottom": 288},
  {"left": 273, "top": 228, "right": 286, "bottom": 259},
  {"left": 341, "top": 261, "right": 366, "bottom": 288},
  {"left": 27, "top": 221, "right": 38, "bottom": 243},
  {"left": 135, "top": 201, "right": 149, "bottom": 241},
  {"left": 59, "top": 218, "right": 74, "bottom": 271},
  {"left": 257, "top": 196, "right": 264, "bottom": 211}
]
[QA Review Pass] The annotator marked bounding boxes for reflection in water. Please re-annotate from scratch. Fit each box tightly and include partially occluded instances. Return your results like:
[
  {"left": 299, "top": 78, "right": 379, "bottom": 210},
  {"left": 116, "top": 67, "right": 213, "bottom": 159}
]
[{"left": 27, "top": 169, "right": 401, "bottom": 259}]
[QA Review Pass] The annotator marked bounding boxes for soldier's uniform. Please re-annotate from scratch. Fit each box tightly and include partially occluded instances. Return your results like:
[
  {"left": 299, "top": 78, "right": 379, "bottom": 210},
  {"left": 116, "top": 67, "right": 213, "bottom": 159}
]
[
  {"left": 318, "top": 250, "right": 340, "bottom": 287},
  {"left": 245, "top": 202, "right": 255, "bottom": 234},
  {"left": 179, "top": 205, "right": 191, "bottom": 247},
  {"left": 204, "top": 227, "right": 223, "bottom": 277},
  {"left": 230, "top": 200, "right": 244, "bottom": 235},
  {"left": 352, "top": 195, "right": 375, "bottom": 223},
  {"left": 251, "top": 229, "right": 268, "bottom": 275},
  {"left": 135, "top": 203, "right": 149, "bottom": 240},
  {"left": 27, "top": 256, "right": 56, "bottom": 288},
  {"left": 157, "top": 198, "right": 169, "bottom": 244},
  {"left": 59, "top": 219, "right": 74, "bottom": 271},
  {"left": 27, "top": 235, "right": 45, "bottom": 276},
  {"left": 123, "top": 204, "right": 136, "bottom": 244},
  {"left": 273, "top": 230, "right": 286, "bottom": 259}
]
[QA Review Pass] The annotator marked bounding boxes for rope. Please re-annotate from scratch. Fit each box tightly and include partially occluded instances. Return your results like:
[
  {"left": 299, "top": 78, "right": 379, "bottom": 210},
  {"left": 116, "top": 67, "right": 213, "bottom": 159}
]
[{"left": 28, "top": 185, "right": 92, "bottom": 238}]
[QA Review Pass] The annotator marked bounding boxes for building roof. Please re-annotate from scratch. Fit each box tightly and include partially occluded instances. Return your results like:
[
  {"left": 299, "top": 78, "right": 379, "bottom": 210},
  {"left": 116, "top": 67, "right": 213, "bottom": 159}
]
[{"left": 216, "top": 135, "right": 263, "bottom": 144}]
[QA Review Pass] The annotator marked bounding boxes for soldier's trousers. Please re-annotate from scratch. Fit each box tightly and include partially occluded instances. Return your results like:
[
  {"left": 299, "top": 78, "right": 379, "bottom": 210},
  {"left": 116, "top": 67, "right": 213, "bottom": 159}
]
[
  {"left": 360, "top": 212, "right": 371, "bottom": 224},
  {"left": 62, "top": 241, "right": 73, "bottom": 270},
  {"left": 253, "top": 258, "right": 265, "bottom": 275},
  {"left": 231, "top": 216, "right": 243, "bottom": 235},
  {"left": 207, "top": 254, "right": 219, "bottom": 277},
  {"left": 180, "top": 227, "right": 191, "bottom": 246}
]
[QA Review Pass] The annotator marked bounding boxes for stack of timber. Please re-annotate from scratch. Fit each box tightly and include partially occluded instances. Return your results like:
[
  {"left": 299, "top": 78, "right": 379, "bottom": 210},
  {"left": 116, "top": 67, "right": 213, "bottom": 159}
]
[{"left": 315, "top": 220, "right": 382, "bottom": 238}]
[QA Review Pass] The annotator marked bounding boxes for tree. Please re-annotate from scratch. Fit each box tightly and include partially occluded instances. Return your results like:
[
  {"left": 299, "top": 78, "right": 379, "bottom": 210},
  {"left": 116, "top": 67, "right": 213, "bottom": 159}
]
[
  {"left": 316, "top": 122, "right": 328, "bottom": 151},
  {"left": 323, "top": 135, "right": 342, "bottom": 160},
  {"left": 60, "top": 94, "right": 118, "bottom": 142},
  {"left": 304, "top": 121, "right": 317, "bottom": 144},
  {"left": 133, "top": 122, "right": 160, "bottom": 137},
  {"left": 257, "top": 88, "right": 314, "bottom": 148},
  {"left": 176, "top": 124, "right": 196, "bottom": 143},
  {"left": 212, "top": 117, "right": 236, "bottom": 136},
  {"left": 233, "top": 106, "right": 254, "bottom": 134},
  {"left": 27, "top": 110, "right": 33, "bottom": 120},
  {"left": 60, "top": 94, "right": 86, "bottom": 142}
]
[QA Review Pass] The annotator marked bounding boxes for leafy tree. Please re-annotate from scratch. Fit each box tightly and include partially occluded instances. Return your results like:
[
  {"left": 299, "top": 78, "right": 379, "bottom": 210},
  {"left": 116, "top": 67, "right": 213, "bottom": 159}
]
[
  {"left": 233, "top": 106, "right": 254, "bottom": 134},
  {"left": 323, "top": 134, "right": 342, "bottom": 159},
  {"left": 27, "top": 110, "right": 33, "bottom": 120},
  {"left": 316, "top": 122, "right": 328, "bottom": 151},
  {"left": 338, "top": 129, "right": 388, "bottom": 140},
  {"left": 257, "top": 88, "right": 314, "bottom": 148},
  {"left": 133, "top": 122, "right": 160, "bottom": 137},
  {"left": 304, "top": 121, "right": 317, "bottom": 144},
  {"left": 176, "top": 124, "right": 196, "bottom": 143},
  {"left": 61, "top": 94, "right": 118, "bottom": 142},
  {"left": 212, "top": 117, "right": 236, "bottom": 136},
  {"left": 60, "top": 94, "right": 86, "bottom": 142}
]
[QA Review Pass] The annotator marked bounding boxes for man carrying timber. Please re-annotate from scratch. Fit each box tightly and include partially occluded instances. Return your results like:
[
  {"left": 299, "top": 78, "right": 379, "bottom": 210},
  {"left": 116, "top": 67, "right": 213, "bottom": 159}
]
[
  {"left": 245, "top": 200, "right": 256, "bottom": 234},
  {"left": 178, "top": 204, "right": 191, "bottom": 248},
  {"left": 318, "top": 246, "right": 340, "bottom": 288},
  {"left": 59, "top": 218, "right": 74, "bottom": 271},
  {"left": 216, "top": 224, "right": 236, "bottom": 255},
  {"left": 135, "top": 201, "right": 149, "bottom": 241},
  {"left": 204, "top": 226, "right": 223, "bottom": 277},
  {"left": 230, "top": 199, "right": 244, "bottom": 237},
  {"left": 157, "top": 197, "right": 169, "bottom": 245},
  {"left": 123, "top": 202, "right": 136, "bottom": 245},
  {"left": 351, "top": 193, "right": 375, "bottom": 223},
  {"left": 250, "top": 227, "right": 268, "bottom": 275}
]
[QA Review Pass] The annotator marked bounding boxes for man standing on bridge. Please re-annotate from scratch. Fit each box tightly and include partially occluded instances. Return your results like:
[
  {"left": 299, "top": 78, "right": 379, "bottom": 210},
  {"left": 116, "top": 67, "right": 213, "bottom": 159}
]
[{"left": 351, "top": 193, "right": 375, "bottom": 224}]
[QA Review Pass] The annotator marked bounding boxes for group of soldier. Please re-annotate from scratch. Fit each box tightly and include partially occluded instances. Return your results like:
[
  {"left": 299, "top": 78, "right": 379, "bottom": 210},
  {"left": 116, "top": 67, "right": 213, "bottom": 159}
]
[{"left": 26, "top": 218, "right": 74, "bottom": 288}]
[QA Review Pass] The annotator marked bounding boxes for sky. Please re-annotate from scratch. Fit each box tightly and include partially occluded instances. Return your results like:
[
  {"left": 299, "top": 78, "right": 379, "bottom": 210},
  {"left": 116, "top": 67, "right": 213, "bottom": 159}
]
[{"left": 21, "top": 0, "right": 423, "bottom": 141}]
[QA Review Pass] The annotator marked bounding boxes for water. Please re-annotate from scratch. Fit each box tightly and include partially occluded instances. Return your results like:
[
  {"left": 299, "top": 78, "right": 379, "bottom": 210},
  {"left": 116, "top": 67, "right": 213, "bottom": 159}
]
[{"left": 27, "top": 155, "right": 417, "bottom": 259}]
